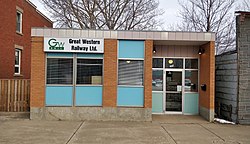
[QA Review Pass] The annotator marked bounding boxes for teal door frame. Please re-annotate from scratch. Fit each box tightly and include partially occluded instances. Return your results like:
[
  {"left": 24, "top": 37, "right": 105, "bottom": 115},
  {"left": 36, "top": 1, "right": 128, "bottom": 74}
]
[
  {"left": 152, "top": 57, "right": 199, "bottom": 115},
  {"left": 163, "top": 69, "right": 184, "bottom": 114}
]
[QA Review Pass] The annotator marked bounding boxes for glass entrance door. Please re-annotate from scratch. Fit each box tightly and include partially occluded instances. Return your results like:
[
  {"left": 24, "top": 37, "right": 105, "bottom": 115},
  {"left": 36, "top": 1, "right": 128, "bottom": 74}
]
[{"left": 165, "top": 70, "right": 183, "bottom": 112}]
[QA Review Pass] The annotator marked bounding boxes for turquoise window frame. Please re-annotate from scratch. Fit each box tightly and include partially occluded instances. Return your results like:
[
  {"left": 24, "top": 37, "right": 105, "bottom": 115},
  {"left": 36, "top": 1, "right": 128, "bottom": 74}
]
[{"left": 45, "top": 53, "right": 103, "bottom": 106}]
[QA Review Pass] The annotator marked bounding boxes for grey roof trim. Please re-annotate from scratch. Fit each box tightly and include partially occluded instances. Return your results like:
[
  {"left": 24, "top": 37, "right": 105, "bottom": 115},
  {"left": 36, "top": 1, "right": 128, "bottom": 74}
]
[{"left": 31, "top": 28, "right": 215, "bottom": 41}]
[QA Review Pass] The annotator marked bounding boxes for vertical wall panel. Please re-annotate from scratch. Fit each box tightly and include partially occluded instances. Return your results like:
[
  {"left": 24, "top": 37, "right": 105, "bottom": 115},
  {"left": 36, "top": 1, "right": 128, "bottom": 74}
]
[
  {"left": 152, "top": 92, "right": 163, "bottom": 113},
  {"left": 184, "top": 93, "right": 199, "bottom": 114},
  {"left": 75, "top": 86, "right": 102, "bottom": 106},
  {"left": 117, "top": 87, "right": 144, "bottom": 106},
  {"left": 153, "top": 45, "right": 199, "bottom": 58},
  {"left": 103, "top": 39, "right": 117, "bottom": 107},
  {"left": 30, "top": 37, "right": 45, "bottom": 107},
  {"left": 118, "top": 40, "right": 144, "bottom": 58},
  {"left": 46, "top": 86, "right": 73, "bottom": 106},
  {"left": 144, "top": 40, "right": 153, "bottom": 108}
]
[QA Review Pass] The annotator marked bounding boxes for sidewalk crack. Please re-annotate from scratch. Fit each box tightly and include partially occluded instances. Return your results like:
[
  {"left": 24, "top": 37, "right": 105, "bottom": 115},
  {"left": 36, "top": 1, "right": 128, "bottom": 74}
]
[
  {"left": 66, "top": 121, "right": 85, "bottom": 144},
  {"left": 161, "top": 125, "right": 177, "bottom": 144},
  {"left": 197, "top": 124, "right": 225, "bottom": 142}
]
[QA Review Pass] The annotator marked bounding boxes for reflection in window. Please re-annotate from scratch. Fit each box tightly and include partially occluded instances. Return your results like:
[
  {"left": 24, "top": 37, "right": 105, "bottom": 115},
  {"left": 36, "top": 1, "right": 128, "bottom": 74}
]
[
  {"left": 16, "top": 11, "right": 22, "bottom": 33},
  {"left": 47, "top": 58, "right": 73, "bottom": 84},
  {"left": 166, "top": 93, "right": 182, "bottom": 111},
  {"left": 185, "top": 70, "right": 198, "bottom": 92},
  {"left": 77, "top": 59, "right": 103, "bottom": 85},
  {"left": 15, "top": 49, "right": 21, "bottom": 74},
  {"left": 152, "top": 70, "right": 163, "bottom": 91},
  {"left": 153, "top": 58, "right": 163, "bottom": 68},
  {"left": 185, "top": 59, "right": 198, "bottom": 69},
  {"left": 165, "top": 58, "right": 183, "bottom": 68},
  {"left": 166, "top": 71, "right": 182, "bottom": 91}
]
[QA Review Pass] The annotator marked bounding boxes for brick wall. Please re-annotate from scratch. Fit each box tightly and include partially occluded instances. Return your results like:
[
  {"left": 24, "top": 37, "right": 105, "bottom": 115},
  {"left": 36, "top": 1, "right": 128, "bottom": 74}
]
[
  {"left": 237, "top": 13, "right": 250, "bottom": 124},
  {"left": 103, "top": 39, "right": 117, "bottom": 107},
  {"left": 199, "top": 41, "right": 215, "bottom": 121},
  {"left": 0, "top": 0, "right": 52, "bottom": 79},
  {"left": 144, "top": 40, "right": 153, "bottom": 108},
  {"left": 30, "top": 37, "right": 45, "bottom": 107}
]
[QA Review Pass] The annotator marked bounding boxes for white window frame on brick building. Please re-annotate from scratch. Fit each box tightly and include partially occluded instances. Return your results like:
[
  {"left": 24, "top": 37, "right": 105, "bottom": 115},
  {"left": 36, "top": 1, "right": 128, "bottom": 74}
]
[
  {"left": 16, "top": 7, "right": 23, "bottom": 34},
  {"left": 15, "top": 49, "right": 21, "bottom": 75}
]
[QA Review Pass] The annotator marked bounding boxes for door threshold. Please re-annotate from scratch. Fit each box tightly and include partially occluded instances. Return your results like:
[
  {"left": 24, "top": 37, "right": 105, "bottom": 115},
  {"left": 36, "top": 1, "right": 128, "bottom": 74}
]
[{"left": 164, "top": 112, "right": 182, "bottom": 114}]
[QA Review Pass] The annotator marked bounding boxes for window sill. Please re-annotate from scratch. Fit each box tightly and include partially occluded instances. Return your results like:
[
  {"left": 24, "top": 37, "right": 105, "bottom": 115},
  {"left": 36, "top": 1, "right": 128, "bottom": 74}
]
[
  {"left": 16, "top": 31, "right": 23, "bottom": 36},
  {"left": 14, "top": 74, "right": 23, "bottom": 77}
]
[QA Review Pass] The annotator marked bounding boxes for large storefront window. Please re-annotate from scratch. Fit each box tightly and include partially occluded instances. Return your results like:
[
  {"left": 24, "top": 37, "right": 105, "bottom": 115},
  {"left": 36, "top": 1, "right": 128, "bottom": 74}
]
[
  {"left": 46, "top": 58, "right": 73, "bottom": 84},
  {"left": 77, "top": 59, "right": 103, "bottom": 85},
  {"left": 118, "top": 60, "right": 144, "bottom": 86},
  {"left": 46, "top": 55, "right": 103, "bottom": 107}
]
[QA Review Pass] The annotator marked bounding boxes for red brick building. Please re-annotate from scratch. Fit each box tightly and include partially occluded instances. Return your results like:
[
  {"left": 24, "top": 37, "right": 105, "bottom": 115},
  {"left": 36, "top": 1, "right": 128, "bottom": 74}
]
[
  {"left": 0, "top": 0, "right": 52, "bottom": 79},
  {"left": 30, "top": 29, "right": 215, "bottom": 122}
]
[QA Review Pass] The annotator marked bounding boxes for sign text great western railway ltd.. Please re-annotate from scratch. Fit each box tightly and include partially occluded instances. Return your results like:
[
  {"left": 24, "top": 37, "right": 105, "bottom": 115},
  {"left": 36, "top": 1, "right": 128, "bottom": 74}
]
[{"left": 44, "top": 37, "right": 104, "bottom": 53}]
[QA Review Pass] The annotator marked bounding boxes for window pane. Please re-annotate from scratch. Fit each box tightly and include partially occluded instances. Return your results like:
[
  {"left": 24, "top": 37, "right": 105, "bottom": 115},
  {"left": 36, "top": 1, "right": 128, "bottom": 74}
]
[
  {"left": 153, "top": 58, "right": 163, "bottom": 68},
  {"left": 47, "top": 58, "right": 73, "bottom": 84},
  {"left": 77, "top": 59, "right": 103, "bottom": 84},
  {"left": 16, "top": 12, "right": 21, "bottom": 32},
  {"left": 152, "top": 70, "right": 163, "bottom": 91},
  {"left": 185, "top": 59, "right": 198, "bottom": 69},
  {"left": 15, "top": 50, "right": 19, "bottom": 65},
  {"left": 165, "top": 58, "right": 183, "bottom": 68},
  {"left": 15, "top": 67, "right": 19, "bottom": 73},
  {"left": 166, "top": 71, "right": 182, "bottom": 91},
  {"left": 118, "top": 60, "right": 143, "bottom": 85},
  {"left": 185, "top": 70, "right": 198, "bottom": 92}
]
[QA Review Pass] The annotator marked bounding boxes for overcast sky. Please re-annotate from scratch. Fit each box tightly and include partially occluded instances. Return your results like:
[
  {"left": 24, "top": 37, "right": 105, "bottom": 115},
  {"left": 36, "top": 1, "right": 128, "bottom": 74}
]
[{"left": 30, "top": 0, "right": 243, "bottom": 30}]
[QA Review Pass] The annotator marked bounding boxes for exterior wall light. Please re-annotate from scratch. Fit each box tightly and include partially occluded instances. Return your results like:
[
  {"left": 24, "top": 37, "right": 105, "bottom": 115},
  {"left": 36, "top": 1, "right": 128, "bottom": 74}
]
[
  {"left": 153, "top": 46, "right": 156, "bottom": 53},
  {"left": 198, "top": 48, "right": 205, "bottom": 55}
]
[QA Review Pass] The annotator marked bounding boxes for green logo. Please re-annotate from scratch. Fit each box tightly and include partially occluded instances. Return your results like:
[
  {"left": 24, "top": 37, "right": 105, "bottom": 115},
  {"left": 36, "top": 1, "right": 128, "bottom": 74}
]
[{"left": 48, "top": 38, "right": 65, "bottom": 50}]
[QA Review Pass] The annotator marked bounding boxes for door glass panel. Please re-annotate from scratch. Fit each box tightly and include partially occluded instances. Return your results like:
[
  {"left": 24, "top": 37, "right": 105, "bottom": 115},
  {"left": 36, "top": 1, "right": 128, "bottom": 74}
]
[
  {"left": 165, "top": 71, "right": 182, "bottom": 112},
  {"left": 152, "top": 70, "right": 163, "bottom": 91},
  {"left": 165, "top": 58, "right": 183, "bottom": 68},
  {"left": 166, "top": 71, "right": 182, "bottom": 91},
  {"left": 166, "top": 93, "right": 182, "bottom": 111}
]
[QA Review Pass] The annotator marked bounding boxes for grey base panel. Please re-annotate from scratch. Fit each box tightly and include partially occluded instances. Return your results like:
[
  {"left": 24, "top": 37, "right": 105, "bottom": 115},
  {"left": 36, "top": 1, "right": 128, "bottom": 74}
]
[
  {"left": 199, "top": 106, "right": 214, "bottom": 122},
  {"left": 30, "top": 107, "right": 152, "bottom": 121}
]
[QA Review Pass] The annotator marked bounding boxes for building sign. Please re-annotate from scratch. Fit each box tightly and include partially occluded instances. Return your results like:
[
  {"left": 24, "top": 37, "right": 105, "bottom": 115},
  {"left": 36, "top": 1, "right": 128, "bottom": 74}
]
[{"left": 44, "top": 37, "right": 104, "bottom": 53}]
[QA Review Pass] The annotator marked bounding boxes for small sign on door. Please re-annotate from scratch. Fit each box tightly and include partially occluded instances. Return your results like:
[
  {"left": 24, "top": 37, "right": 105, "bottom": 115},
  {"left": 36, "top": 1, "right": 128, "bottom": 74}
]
[{"left": 177, "top": 85, "right": 182, "bottom": 92}]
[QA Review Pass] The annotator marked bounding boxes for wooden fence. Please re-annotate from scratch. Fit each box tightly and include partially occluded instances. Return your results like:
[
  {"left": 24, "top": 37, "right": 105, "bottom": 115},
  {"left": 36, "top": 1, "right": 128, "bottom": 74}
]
[{"left": 0, "top": 79, "right": 30, "bottom": 112}]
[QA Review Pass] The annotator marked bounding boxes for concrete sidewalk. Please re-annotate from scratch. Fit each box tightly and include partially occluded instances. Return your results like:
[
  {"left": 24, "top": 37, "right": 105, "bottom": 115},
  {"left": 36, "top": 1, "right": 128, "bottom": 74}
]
[{"left": 0, "top": 115, "right": 249, "bottom": 144}]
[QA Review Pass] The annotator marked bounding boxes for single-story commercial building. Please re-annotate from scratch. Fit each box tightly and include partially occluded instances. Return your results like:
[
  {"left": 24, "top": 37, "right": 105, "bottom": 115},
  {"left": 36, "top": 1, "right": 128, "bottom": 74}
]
[{"left": 30, "top": 28, "right": 215, "bottom": 122}]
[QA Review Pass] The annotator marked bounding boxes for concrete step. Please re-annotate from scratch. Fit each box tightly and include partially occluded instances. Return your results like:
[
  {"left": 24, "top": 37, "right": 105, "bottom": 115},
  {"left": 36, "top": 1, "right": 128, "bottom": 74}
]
[{"left": 0, "top": 112, "right": 30, "bottom": 120}]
